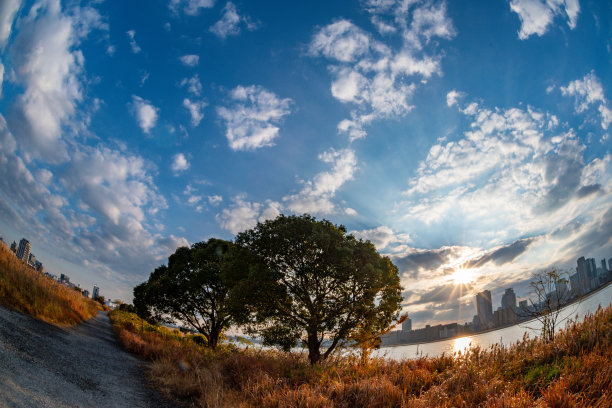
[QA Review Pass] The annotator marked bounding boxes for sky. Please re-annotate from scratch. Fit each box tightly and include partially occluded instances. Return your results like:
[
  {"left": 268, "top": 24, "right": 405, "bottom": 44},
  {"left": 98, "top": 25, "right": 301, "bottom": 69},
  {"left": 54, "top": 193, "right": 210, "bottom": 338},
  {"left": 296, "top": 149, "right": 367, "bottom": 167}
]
[{"left": 0, "top": 0, "right": 610, "bottom": 328}]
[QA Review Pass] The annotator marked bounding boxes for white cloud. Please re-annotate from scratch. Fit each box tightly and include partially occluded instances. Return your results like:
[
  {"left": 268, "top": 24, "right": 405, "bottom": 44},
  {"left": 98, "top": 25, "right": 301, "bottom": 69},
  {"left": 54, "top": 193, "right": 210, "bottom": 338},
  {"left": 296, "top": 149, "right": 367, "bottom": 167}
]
[
  {"left": 351, "top": 225, "right": 411, "bottom": 250},
  {"left": 131, "top": 95, "right": 159, "bottom": 134},
  {"left": 126, "top": 29, "right": 141, "bottom": 53},
  {"left": 345, "top": 207, "right": 357, "bottom": 216},
  {"left": 401, "top": 96, "right": 612, "bottom": 251},
  {"left": 183, "top": 184, "right": 203, "bottom": 211},
  {"left": 180, "top": 75, "right": 202, "bottom": 96},
  {"left": 309, "top": 19, "right": 371, "bottom": 62},
  {"left": 182, "top": 98, "right": 207, "bottom": 126},
  {"left": 404, "top": 1, "right": 456, "bottom": 49},
  {"left": 446, "top": 90, "right": 464, "bottom": 107},
  {"left": 216, "top": 195, "right": 281, "bottom": 234},
  {"left": 171, "top": 153, "right": 190, "bottom": 174},
  {"left": 0, "top": 0, "right": 21, "bottom": 51},
  {"left": 62, "top": 147, "right": 167, "bottom": 225},
  {"left": 6, "top": 0, "right": 104, "bottom": 163},
  {"left": 217, "top": 85, "right": 292, "bottom": 150},
  {"left": 208, "top": 194, "right": 223, "bottom": 205},
  {"left": 0, "top": 2, "right": 189, "bottom": 300},
  {"left": 216, "top": 195, "right": 260, "bottom": 234},
  {"left": 179, "top": 54, "right": 199, "bottom": 67},
  {"left": 310, "top": 1, "right": 454, "bottom": 141},
  {"left": 509, "top": 0, "right": 580, "bottom": 40},
  {"left": 169, "top": 0, "right": 215, "bottom": 16},
  {"left": 284, "top": 148, "right": 357, "bottom": 214},
  {"left": 561, "top": 71, "right": 611, "bottom": 130},
  {"left": 209, "top": 2, "right": 258, "bottom": 39}
]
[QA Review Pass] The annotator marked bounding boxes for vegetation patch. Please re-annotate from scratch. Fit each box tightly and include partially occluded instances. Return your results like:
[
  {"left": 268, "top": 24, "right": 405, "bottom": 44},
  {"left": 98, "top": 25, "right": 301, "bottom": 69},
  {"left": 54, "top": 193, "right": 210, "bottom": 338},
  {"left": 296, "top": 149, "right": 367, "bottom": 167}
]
[
  {"left": 109, "top": 305, "right": 612, "bottom": 407},
  {"left": 0, "top": 243, "right": 101, "bottom": 325}
]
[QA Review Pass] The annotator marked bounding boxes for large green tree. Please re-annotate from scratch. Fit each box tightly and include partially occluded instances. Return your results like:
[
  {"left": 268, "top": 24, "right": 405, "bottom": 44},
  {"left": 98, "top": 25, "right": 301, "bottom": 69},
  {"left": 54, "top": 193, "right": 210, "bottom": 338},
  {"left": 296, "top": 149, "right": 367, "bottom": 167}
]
[
  {"left": 134, "top": 238, "right": 235, "bottom": 349},
  {"left": 232, "top": 214, "right": 403, "bottom": 364}
]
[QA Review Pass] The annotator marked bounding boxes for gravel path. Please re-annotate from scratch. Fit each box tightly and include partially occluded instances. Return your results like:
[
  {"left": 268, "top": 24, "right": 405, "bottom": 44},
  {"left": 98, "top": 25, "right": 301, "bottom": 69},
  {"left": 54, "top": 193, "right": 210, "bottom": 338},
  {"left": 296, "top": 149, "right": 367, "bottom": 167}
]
[{"left": 0, "top": 306, "right": 175, "bottom": 408}]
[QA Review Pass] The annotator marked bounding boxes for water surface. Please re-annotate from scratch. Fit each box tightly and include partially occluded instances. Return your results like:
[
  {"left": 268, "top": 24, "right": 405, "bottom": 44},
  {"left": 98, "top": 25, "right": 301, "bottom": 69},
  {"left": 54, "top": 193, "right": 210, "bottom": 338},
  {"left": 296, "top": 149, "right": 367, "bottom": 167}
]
[{"left": 374, "top": 283, "right": 612, "bottom": 360}]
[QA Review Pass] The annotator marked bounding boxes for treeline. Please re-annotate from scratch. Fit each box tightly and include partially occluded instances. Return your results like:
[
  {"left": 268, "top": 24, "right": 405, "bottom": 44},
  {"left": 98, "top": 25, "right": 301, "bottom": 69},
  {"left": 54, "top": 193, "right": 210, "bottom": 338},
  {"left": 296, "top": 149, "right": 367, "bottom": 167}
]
[{"left": 134, "top": 214, "right": 404, "bottom": 365}]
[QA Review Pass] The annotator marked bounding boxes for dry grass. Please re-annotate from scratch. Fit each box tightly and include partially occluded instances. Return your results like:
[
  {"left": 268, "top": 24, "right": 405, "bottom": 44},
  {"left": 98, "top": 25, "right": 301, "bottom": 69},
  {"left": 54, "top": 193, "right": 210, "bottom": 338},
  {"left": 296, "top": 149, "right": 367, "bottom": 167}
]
[
  {"left": 0, "top": 242, "right": 101, "bottom": 325},
  {"left": 110, "top": 304, "right": 612, "bottom": 407}
]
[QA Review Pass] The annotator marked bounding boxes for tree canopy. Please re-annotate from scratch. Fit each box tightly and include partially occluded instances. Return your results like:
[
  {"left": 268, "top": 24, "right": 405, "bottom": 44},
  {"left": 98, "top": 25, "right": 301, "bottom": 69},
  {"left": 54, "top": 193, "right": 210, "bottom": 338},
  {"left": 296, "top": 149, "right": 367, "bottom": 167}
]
[
  {"left": 232, "top": 214, "right": 403, "bottom": 364},
  {"left": 133, "top": 238, "right": 235, "bottom": 348}
]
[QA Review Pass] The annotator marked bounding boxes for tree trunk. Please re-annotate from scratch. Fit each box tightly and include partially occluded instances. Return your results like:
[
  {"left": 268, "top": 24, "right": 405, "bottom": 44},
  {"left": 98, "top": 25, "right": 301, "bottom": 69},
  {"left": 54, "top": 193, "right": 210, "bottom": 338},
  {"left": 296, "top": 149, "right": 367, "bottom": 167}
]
[
  {"left": 209, "top": 325, "right": 219, "bottom": 349},
  {"left": 307, "top": 333, "right": 321, "bottom": 365}
]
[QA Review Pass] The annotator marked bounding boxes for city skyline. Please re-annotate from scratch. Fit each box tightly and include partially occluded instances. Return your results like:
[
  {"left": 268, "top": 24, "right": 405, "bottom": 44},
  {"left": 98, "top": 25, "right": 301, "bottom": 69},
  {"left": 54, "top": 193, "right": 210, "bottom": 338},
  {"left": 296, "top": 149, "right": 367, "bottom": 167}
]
[
  {"left": 1, "top": 233, "right": 102, "bottom": 299},
  {"left": 0, "top": 1, "right": 610, "bottom": 323}
]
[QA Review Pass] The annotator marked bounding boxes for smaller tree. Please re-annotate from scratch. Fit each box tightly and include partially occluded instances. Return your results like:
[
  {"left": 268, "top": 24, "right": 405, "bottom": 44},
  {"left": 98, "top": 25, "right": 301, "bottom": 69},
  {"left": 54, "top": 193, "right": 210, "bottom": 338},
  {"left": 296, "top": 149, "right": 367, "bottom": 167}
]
[
  {"left": 520, "top": 269, "right": 572, "bottom": 342},
  {"left": 133, "top": 239, "right": 235, "bottom": 349},
  {"left": 352, "top": 312, "right": 407, "bottom": 366}
]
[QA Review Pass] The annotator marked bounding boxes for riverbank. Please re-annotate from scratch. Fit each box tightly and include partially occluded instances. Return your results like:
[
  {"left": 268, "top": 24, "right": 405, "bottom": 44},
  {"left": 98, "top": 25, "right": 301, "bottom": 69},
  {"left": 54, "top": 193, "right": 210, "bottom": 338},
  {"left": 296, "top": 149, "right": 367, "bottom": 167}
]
[
  {"left": 384, "top": 279, "right": 612, "bottom": 349},
  {"left": 110, "top": 305, "right": 612, "bottom": 407}
]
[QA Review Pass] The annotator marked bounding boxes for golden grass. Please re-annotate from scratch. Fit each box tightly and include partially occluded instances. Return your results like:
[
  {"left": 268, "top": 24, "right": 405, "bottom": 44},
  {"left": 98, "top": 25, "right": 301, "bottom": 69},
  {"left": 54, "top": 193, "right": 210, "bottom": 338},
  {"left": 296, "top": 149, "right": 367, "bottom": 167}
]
[
  {"left": 0, "top": 242, "right": 101, "bottom": 325},
  {"left": 110, "top": 304, "right": 612, "bottom": 407}
]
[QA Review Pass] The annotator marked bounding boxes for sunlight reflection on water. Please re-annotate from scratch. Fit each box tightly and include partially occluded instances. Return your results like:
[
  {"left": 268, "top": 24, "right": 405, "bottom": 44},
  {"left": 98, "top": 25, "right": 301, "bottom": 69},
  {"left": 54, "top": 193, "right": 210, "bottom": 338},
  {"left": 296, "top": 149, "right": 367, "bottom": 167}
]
[{"left": 452, "top": 336, "right": 472, "bottom": 355}]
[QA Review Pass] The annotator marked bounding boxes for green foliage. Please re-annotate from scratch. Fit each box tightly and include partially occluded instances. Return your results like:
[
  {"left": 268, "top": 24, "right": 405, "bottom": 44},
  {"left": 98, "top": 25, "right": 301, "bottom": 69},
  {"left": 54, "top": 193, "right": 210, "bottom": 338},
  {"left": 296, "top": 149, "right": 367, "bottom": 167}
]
[
  {"left": 231, "top": 214, "right": 403, "bottom": 365},
  {"left": 133, "top": 238, "right": 236, "bottom": 349}
]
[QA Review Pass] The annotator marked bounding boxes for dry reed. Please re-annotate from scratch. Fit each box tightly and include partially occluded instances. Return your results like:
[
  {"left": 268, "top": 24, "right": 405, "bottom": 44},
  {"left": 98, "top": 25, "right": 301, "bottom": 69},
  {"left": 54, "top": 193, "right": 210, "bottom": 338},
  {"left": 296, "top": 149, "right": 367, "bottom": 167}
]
[{"left": 0, "top": 242, "right": 101, "bottom": 324}]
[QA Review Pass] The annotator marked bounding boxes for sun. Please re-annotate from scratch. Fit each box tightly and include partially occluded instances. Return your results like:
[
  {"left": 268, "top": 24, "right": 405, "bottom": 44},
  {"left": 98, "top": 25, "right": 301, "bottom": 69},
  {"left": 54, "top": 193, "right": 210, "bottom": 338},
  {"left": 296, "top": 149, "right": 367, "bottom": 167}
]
[{"left": 450, "top": 266, "right": 474, "bottom": 285}]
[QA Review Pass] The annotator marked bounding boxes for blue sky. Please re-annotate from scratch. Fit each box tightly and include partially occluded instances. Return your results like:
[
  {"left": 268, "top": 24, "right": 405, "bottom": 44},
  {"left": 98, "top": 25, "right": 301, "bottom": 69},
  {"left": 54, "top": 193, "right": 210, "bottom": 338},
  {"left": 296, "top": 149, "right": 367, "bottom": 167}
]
[{"left": 0, "top": 0, "right": 610, "bottom": 327}]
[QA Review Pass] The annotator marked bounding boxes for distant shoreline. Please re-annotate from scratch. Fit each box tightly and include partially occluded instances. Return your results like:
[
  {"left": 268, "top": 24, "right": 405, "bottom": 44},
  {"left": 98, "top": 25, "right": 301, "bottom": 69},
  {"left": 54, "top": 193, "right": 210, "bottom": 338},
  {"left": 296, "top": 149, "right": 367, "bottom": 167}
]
[{"left": 382, "top": 279, "right": 612, "bottom": 348}]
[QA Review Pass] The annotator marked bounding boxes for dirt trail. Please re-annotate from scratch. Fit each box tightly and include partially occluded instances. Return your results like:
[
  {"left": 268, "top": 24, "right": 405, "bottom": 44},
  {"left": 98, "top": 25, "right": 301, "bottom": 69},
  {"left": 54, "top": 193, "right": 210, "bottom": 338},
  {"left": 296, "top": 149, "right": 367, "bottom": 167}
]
[{"left": 0, "top": 306, "right": 174, "bottom": 408}]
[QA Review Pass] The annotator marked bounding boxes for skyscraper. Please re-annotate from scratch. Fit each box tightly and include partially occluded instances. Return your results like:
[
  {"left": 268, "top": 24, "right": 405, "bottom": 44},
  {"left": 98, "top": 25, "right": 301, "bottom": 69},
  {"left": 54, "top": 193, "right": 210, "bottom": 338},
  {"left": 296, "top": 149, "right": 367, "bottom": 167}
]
[
  {"left": 92, "top": 285, "right": 99, "bottom": 299},
  {"left": 475, "top": 290, "right": 493, "bottom": 328},
  {"left": 577, "top": 257, "right": 588, "bottom": 292},
  {"left": 17, "top": 239, "right": 31, "bottom": 263},
  {"left": 501, "top": 288, "right": 517, "bottom": 310},
  {"left": 402, "top": 317, "right": 412, "bottom": 332},
  {"left": 586, "top": 258, "right": 597, "bottom": 277},
  {"left": 603, "top": 259, "right": 608, "bottom": 272}
]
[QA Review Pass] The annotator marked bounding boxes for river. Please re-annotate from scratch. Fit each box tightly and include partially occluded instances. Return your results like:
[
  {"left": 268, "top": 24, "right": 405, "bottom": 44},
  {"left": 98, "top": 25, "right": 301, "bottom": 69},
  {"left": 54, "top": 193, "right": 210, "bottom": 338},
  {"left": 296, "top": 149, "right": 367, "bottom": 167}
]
[{"left": 374, "top": 282, "right": 612, "bottom": 360}]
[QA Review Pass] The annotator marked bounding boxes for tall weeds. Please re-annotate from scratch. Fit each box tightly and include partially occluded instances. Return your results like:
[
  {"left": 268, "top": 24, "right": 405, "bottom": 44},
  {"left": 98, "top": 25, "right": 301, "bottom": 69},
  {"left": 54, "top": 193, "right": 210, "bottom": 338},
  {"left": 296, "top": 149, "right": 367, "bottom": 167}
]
[
  {"left": 0, "top": 243, "right": 101, "bottom": 324},
  {"left": 110, "top": 305, "right": 612, "bottom": 407}
]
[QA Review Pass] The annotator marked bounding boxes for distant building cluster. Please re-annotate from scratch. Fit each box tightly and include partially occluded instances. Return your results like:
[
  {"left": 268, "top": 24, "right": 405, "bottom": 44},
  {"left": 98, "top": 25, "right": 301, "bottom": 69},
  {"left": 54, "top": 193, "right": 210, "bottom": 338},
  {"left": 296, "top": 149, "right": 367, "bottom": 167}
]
[
  {"left": 382, "top": 254, "right": 612, "bottom": 346},
  {"left": 0, "top": 234, "right": 102, "bottom": 303}
]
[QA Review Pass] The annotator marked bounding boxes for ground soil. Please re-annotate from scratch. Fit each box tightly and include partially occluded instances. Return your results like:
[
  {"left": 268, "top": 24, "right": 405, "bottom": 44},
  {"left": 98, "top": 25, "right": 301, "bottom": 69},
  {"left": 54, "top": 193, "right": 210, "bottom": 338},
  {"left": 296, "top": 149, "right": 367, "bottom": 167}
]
[{"left": 0, "top": 306, "right": 175, "bottom": 408}]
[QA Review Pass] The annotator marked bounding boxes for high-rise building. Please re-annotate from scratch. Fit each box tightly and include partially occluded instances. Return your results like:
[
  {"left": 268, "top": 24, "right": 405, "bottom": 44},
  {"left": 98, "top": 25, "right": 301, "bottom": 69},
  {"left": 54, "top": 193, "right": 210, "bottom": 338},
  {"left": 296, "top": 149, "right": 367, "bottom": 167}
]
[
  {"left": 577, "top": 257, "right": 589, "bottom": 292},
  {"left": 501, "top": 288, "right": 517, "bottom": 310},
  {"left": 500, "top": 288, "right": 517, "bottom": 324},
  {"left": 555, "top": 279, "right": 569, "bottom": 301},
  {"left": 17, "top": 239, "right": 31, "bottom": 263},
  {"left": 608, "top": 258, "right": 612, "bottom": 272},
  {"left": 586, "top": 258, "right": 597, "bottom": 277},
  {"left": 603, "top": 259, "right": 608, "bottom": 272},
  {"left": 10, "top": 241, "right": 17, "bottom": 254},
  {"left": 402, "top": 317, "right": 412, "bottom": 332},
  {"left": 475, "top": 290, "right": 493, "bottom": 328},
  {"left": 35, "top": 261, "right": 44, "bottom": 273},
  {"left": 92, "top": 285, "right": 99, "bottom": 299},
  {"left": 28, "top": 253, "right": 36, "bottom": 267},
  {"left": 83, "top": 290, "right": 90, "bottom": 298}
]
